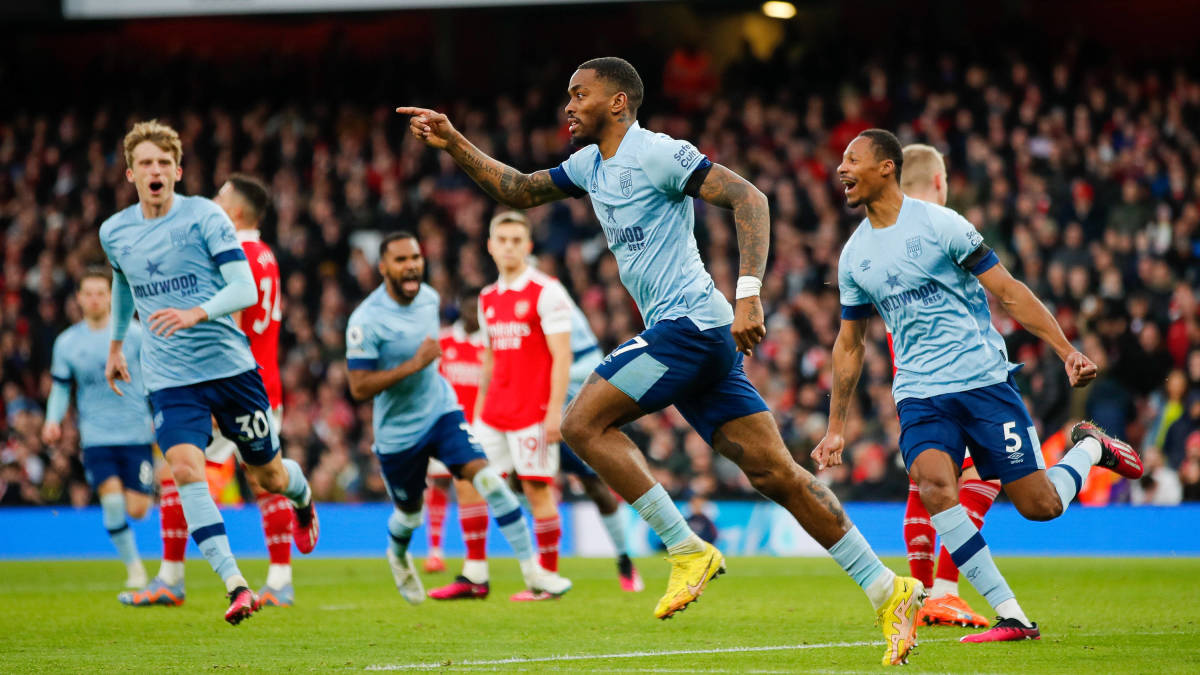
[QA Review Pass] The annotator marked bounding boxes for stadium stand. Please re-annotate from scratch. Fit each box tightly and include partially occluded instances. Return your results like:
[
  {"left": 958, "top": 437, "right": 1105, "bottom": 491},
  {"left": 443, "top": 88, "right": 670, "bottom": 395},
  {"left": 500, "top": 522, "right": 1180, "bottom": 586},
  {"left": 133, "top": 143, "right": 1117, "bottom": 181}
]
[{"left": 2, "top": 13, "right": 1199, "bottom": 509}]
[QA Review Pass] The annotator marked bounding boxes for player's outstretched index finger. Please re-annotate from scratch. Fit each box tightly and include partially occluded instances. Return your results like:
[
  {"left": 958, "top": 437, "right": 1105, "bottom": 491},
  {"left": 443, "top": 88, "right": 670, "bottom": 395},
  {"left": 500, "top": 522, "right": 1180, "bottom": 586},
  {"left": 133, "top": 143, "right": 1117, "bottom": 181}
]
[{"left": 395, "top": 106, "right": 434, "bottom": 116}]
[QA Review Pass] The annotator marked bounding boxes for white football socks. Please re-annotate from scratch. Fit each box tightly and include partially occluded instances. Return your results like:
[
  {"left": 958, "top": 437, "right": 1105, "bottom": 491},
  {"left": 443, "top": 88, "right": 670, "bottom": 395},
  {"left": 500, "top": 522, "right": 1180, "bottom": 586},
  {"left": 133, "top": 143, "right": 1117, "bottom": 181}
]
[
  {"left": 158, "top": 560, "right": 185, "bottom": 586},
  {"left": 996, "top": 598, "right": 1032, "bottom": 627},
  {"left": 931, "top": 577, "right": 958, "bottom": 598},
  {"left": 266, "top": 564, "right": 292, "bottom": 589}
]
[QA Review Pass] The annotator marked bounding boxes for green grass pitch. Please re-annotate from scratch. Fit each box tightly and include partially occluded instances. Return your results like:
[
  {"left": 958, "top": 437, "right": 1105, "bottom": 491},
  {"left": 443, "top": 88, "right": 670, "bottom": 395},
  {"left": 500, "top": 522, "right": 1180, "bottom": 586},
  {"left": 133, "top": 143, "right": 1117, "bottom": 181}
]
[{"left": 3, "top": 556, "right": 1198, "bottom": 673}]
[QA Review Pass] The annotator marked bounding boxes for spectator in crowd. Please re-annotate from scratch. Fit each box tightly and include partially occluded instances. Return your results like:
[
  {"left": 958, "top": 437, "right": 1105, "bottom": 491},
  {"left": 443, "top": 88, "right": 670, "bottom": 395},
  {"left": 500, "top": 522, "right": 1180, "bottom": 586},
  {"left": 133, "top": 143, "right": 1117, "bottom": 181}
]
[{"left": 2, "top": 36, "right": 1199, "bottom": 505}]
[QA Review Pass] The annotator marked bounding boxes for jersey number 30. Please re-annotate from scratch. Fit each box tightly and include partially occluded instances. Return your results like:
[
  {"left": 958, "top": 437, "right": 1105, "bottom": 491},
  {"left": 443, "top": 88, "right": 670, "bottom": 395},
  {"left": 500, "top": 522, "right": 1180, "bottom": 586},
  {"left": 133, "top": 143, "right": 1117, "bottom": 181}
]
[{"left": 236, "top": 410, "right": 272, "bottom": 440}]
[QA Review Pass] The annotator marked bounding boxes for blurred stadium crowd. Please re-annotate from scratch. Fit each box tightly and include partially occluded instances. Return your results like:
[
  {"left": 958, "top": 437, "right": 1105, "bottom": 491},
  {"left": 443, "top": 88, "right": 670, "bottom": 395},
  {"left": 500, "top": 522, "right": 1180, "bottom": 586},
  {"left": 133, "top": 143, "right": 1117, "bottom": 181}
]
[{"left": 3, "top": 37, "right": 1200, "bottom": 508}]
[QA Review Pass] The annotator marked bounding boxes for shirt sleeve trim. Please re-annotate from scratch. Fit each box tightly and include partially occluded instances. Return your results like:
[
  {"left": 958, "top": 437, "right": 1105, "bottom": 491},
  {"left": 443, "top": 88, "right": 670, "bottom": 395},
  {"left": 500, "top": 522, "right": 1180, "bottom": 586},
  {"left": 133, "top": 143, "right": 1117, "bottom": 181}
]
[
  {"left": 212, "top": 248, "right": 248, "bottom": 266},
  {"left": 346, "top": 358, "right": 378, "bottom": 371},
  {"left": 966, "top": 248, "right": 999, "bottom": 275},
  {"left": 840, "top": 303, "right": 876, "bottom": 320},
  {"left": 549, "top": 165, "right": 587, "bottom": 198}
]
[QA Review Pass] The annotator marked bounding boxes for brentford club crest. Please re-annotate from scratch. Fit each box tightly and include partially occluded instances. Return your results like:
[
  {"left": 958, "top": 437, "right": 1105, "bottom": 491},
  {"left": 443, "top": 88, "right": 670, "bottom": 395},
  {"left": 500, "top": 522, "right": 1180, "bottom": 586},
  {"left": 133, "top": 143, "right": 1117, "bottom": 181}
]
[
  {"left": 514, "top": 300, "right": 531, "bottom": 318},
  {"left": 906, "top": 236, "right": 923, "bottom": 259},
  {"left": 619, "top": 169, "right": 633, "bottom": 197}
]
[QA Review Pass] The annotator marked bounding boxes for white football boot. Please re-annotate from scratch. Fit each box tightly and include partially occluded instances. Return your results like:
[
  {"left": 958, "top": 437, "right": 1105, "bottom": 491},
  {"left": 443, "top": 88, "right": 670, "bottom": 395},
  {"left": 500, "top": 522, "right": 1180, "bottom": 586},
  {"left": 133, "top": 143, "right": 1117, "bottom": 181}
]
[
  {"left": 387, "top": 549, "right": 426, "bottom": 605},
  {"left": 519, "top": 559, "right": 572, "bottom": 597}
]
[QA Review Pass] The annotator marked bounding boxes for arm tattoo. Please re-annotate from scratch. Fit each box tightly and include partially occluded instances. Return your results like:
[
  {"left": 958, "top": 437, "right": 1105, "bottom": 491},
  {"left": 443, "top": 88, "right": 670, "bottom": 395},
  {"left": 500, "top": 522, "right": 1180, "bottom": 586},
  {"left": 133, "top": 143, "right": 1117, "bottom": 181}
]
[
  {"left": 804, "top": 475, "right": 849, "bottom": 530},
  {"left": 447, "top": 137, "right": 565, "bottom": 208},
  {"left": 698, "top": 164, "right": 769, "bottom": 279}
]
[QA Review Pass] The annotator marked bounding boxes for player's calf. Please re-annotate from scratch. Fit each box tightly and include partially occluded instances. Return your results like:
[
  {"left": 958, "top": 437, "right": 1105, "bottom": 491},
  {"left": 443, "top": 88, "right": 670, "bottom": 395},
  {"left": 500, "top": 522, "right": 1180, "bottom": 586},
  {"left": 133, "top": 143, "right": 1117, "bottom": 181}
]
[
  {"left": 1004, "top": 472, "right": 1064, "bottom": 522},
  {"left": 244, "top": 458, "right": 290, "bottom": 495}
]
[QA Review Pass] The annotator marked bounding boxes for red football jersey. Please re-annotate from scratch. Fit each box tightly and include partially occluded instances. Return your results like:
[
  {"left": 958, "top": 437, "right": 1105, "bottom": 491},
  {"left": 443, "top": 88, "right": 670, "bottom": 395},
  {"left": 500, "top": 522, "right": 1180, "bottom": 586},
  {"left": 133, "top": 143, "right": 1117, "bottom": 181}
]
[
  {"left": 238, "top": 230, "right": 282, "bottom": 408},
  {"left": 478, "top": 267, "right": 572, "bottom": 430},
  {"left": 438, "top": 323, "right": 485, "bottom": 423}
]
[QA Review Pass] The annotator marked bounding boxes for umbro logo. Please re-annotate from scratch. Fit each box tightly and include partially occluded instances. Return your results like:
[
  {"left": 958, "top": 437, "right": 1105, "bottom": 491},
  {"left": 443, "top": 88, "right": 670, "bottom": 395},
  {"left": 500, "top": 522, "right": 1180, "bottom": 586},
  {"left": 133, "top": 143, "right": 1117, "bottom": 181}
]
[{"left": 860, "top": 259, "right": 871, "bottom": 271}]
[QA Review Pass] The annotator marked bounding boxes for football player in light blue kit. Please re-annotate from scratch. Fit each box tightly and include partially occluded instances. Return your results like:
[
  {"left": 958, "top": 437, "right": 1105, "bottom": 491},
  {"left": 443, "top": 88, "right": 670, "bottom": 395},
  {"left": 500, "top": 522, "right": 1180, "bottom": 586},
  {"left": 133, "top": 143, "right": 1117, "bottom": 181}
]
[
  {"left": 98, "top": 120, "right": 318, "bottom": 625},
  {"left": 815, "top": 129, "right": 1145, "bottom": 644},
  {"left": 400, "top": 58, "right": 921, "bottom": 663},
  {"left": 346, "top": 231, "right": 571, "bottom": 604},
  {"left": 42, "top": 267, "right": 155, "bottom": 590}
]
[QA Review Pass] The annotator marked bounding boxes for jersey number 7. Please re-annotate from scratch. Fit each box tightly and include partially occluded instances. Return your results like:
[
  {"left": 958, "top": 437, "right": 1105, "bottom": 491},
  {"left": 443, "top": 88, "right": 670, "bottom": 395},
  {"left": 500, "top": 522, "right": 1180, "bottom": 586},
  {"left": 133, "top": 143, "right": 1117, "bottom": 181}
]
[{"left": 609, "top": 336, "right": 648, "bottom": 359}]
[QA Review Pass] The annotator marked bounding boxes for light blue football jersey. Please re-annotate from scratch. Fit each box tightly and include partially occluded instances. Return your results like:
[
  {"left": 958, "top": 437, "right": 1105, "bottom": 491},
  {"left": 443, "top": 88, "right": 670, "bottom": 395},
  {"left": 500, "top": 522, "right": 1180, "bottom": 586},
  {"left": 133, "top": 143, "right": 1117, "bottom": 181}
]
[
  {"left": 346, "top": 283, "right": 460, "bottom": 453},
  {"left": 567, "top": 300, "right": 602, "bottom": 390},
  {"left": 838, "top": 197, "right": 1014, "bottom": 402},
  {"left": 99, "top": 195, "right": 257, "bottom": 392},
  {"left": 568, "top": 302, "right": 599, "bottom": 358},
  {"left": 50, "top": 321, "right": 155, "bottom": 447},
  {"left": 550, "top": 122, "right": 734, "bottom": 331}
]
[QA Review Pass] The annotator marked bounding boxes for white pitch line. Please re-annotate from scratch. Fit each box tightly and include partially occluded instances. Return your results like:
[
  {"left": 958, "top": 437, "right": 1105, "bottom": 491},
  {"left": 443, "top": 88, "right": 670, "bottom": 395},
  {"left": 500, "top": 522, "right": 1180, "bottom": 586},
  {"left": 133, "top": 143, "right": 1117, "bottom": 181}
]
[
  {"left": 366, "top": 629, "right": 1197, "bottom": 672},
  {"left": 365, "top": 640, "right": 926, "bottom": 671}
]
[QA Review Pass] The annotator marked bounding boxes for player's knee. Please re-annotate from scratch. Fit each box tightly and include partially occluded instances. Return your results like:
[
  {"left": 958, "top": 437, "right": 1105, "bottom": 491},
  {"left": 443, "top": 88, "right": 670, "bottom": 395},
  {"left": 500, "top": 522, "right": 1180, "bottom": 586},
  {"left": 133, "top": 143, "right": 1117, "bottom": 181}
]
[
  {"left": 560, "top": 412, "right": 591, "bottom": 451},
  {"left": 917, "top": 481, "right": 957, "bottom": 514},
  {"left": 745, "top": 462, "right": 799, "bottom": 502},
  {"left": 166, "top": 462, "right": 203, "bottom": 485},
  {"left": 126, "top": 497, "right": 151, "bottom": 520},
  {"left": 456, "top": 459, "right": 486, "bottom": 484}
]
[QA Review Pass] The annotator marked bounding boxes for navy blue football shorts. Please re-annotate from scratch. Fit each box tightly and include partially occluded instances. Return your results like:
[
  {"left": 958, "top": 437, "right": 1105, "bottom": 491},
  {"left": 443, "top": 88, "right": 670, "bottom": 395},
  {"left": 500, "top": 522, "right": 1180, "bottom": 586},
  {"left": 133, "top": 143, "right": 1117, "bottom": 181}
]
[
  {"left": 375, "top": 410, "right": 487, "bottom": 509},
  {"left": 897, "top": 373, "right": 1045, "bottom": 484},
  {"left": 82, "top": 444, "right": 155, "bottom": 493},
  {"left": 148, "top": 368, "right": 279, "bottom": 466},
  {"left": 593, "top": 317, "right": 768, "bottom": 445}
]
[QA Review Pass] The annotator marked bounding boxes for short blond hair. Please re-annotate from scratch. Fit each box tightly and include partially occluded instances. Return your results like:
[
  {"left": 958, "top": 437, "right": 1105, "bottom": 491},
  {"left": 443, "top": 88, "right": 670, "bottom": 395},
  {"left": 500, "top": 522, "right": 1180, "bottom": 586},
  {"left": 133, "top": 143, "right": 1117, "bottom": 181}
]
[
  {"left": 488, "top": 210, "right": 530, "bottom": 236},
  {"left": 123, "top": 120, "right": 182, "bottom": 168},
  {"left": 900, "top": 144, "right": 945, "bottom": 194}
]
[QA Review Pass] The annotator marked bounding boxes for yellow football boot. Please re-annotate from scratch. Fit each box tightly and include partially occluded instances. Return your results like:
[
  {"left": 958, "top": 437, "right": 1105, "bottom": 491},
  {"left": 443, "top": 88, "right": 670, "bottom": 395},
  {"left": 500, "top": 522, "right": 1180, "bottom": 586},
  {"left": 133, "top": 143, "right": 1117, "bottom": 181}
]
[
  {"left": 653, "top": 542, "right": 726, "bottom": 619},
  {"left": 877, "top": 575, "right": 927, "bottom": 665}
]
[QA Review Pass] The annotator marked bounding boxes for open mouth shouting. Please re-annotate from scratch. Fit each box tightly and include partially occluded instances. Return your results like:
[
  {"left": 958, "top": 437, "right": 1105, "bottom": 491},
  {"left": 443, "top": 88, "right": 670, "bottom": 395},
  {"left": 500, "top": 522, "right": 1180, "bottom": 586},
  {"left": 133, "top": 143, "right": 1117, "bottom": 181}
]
[
  {"left": 147, "top": 180, "right": 166, "bottom": 196},
  {"left": 399, "top": 273, "right": 421, "bottom": 295}
]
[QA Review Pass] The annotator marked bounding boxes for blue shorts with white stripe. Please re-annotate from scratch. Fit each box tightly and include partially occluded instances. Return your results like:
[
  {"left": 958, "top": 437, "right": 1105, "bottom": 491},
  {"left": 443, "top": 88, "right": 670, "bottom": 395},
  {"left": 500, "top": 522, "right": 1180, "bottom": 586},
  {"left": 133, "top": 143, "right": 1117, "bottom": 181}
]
[{"left": 593, "top": 317, "right": 767, "bottom": 445}]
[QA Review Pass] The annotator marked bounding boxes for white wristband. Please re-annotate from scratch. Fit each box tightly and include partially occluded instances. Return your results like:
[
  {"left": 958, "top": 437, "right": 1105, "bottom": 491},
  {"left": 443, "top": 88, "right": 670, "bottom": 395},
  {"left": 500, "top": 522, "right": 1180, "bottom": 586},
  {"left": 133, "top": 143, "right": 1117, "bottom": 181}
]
[{"left": 735, "top": 275, "right": 762, "bottom": 300}]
